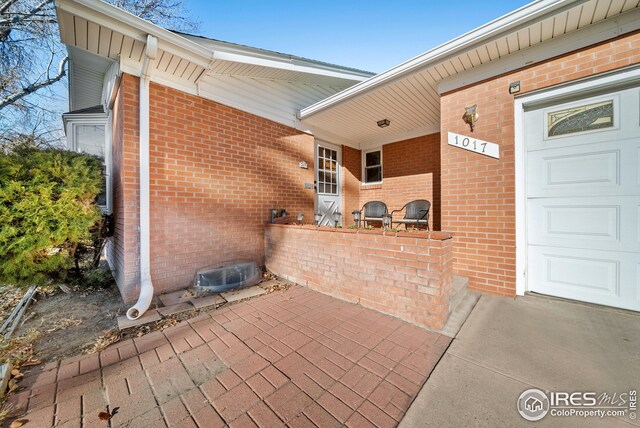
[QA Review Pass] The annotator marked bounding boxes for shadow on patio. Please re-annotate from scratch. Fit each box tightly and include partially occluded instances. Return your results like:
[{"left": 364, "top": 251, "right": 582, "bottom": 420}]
[{"left": 9, "top": 285, "right": 451, "bottom": 427}]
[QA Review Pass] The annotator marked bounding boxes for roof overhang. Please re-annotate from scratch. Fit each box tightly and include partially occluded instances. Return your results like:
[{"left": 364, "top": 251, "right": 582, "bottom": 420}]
[
  {"left": 300, "top": 0, "right": 640, "bottom": 148},
  {"left": 55, "top": 0, "right": 372, "bottom": 100}
]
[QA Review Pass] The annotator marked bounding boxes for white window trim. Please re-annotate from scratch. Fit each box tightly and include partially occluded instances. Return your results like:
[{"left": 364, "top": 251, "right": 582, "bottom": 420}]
[
  {"left": 62, "top": 112, "right": 111, "bottom": 214},
  {"left": 362, "top": 147, "right": 383, "bottom": 185}
]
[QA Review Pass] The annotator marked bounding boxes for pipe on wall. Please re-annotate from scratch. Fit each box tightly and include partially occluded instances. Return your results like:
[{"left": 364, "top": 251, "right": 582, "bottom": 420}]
[{"left": 126, "top": 34, "right": 158, "bottom": 320}]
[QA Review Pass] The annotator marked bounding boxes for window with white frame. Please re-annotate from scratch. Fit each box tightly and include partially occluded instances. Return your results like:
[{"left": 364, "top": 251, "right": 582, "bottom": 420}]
[
  {"left": 363, "top": 149, "right": 382, "bottom": 184},
  {"left": 63, "top": 110, "right": 111, "bottom": 213}
]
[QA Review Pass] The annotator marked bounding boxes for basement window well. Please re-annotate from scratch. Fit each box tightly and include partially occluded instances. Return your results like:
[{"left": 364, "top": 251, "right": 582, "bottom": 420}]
[{"left": 194, "top": 261, "right": 261, "bottom": 292}]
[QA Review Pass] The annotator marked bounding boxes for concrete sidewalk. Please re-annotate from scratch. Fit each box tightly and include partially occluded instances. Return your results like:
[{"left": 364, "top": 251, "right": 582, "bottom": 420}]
[{"left": 401, "top": 294, "right": 640, "bottom": 427}]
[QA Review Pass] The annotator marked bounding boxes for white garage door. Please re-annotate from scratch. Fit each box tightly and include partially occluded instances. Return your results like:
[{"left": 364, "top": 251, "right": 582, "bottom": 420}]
[{"left": 525, "top": 87, "right": 640, "bottom": 311}]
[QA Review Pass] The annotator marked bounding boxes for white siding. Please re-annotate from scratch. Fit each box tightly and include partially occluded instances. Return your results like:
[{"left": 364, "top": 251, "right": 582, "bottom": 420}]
[
  {"left": 70, "top": 62, "right": 105, "bottom": 111},
  {"left": 198, "top": 76, "right": 350, "bottom": 129}
]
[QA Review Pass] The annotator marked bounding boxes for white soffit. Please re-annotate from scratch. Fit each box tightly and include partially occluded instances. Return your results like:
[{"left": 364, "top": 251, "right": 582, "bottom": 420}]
[
  {"left": 55, "top": 0, "right": 371, "bottom": 131},
  {"left": 56, "top": 0, "right": 211, "bottom": 87},
  {"left": 300, "top": 0, "right": 640, "bottom": 148}
]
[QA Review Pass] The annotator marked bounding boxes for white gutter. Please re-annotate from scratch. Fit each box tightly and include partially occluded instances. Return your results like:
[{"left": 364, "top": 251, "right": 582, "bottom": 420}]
[
  {"left": 210, "top": 50, "right": 372, "bottom": 81},
  {"left": 299, "top": 0, "right": 586, "bottom": 119},
  {"left": 126, "top": 34, "right": 157, "bottom": 320}
]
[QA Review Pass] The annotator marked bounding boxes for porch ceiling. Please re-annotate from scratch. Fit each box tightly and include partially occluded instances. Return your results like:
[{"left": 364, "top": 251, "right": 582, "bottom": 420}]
[{"left": 300, "top": 0, "right": 640, "bottom": 149}]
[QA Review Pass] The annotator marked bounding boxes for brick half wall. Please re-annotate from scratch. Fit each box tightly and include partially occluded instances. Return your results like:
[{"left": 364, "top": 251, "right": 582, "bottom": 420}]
[{"left": 265, "top": 224, "right": 454, "bottom": 329}]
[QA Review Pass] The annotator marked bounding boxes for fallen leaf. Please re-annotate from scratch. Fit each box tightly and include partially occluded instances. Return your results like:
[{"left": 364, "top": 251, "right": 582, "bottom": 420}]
[
  {"left": 8, "top": 378, "right": 19, "bottom": 392},
  {"left": 98, "top": 406, "right": 119, "bottom": 421},
  {"left": 21, "top": 359, "right": 40, "bottom": 367},
  {"left": 10, "top": 368, "right": 21, "bottom": 376},
  {"left": 9, "top": 419, "right": 29, "bottom": 428}
]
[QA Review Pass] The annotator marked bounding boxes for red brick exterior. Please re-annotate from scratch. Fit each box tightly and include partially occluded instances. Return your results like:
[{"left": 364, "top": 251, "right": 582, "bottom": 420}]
[
  {"left": 440, "top": 31, "right": 640, "bottom": 296},
  {"left": 106, "top": 74, "right": 140, "bottom": 301},
  {"left": 265, "top": 225, "right": 454, "bottom": 329},
  {"left": 342, "top": 134, "right": 441, "bottom": 229},
  {"left": 341, "top": 145, "right": 361, "bottom": 227},
  {"left": 107, "top": 74, "right": 316, "bottom": 302},
  {"left": 106, "top": 31, "right": 640, "bottom": 304}
]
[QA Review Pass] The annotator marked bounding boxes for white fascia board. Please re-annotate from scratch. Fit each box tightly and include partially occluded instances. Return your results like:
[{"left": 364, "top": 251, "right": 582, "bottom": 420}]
[
  {"left": 211, "top": 50, "right": 371, "bottom": 82},
  {"left": 182, "top": 34, "right": 374, "bottom": 81},
  {"left": 299, "top": 0, "right": 585, "bottom": 119},
  {"left": 56, "top": 0, "right": 213, "bottom": 68},
  {"left": 439, "top": 7, "right": 640, "bottom": 94}
]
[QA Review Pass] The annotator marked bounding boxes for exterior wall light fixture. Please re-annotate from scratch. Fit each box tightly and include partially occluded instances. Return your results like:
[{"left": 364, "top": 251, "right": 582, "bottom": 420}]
[{"left": 462, "top": 104, "right": 479, "bottom": 132}]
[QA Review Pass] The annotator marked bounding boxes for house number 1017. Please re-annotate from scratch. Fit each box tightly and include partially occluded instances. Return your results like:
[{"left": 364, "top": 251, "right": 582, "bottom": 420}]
[{"left": 447, "top": 132, "right": 500, "bottom": 159}]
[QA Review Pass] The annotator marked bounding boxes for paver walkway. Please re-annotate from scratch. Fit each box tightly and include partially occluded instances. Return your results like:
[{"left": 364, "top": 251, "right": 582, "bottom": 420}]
[{"left": 8, "top": 285, "right": 450, "bottom": 427}]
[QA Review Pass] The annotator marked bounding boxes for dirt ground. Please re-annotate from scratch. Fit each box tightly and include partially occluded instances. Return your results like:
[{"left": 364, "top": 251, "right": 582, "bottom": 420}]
[{"left": 11, "top": 285, "right": 126, "bottom": 363}]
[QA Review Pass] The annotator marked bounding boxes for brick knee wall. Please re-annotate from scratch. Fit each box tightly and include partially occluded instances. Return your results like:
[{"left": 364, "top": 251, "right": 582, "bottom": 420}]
[{"left": 265, "top": 224, "right": 454, "bottom": 330}]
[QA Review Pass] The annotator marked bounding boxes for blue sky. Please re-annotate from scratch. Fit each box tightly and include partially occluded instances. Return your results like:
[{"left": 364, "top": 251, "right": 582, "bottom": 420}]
[{"left": 185, "top": 0, "right": 531, "bottom": 73}]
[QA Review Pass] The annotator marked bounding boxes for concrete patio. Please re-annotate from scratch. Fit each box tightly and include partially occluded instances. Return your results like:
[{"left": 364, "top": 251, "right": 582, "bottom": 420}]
[
  {"left": 8, "top": 285, "right": 450, "bottom": 427},
  {"left": 401, "top": 294, "right": 640, "bottom": 427}
]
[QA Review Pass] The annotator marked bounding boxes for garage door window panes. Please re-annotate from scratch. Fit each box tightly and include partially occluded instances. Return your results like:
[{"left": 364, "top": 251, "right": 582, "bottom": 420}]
[{"left": 547, "top": 100, "right": 614, "bottom": 137}]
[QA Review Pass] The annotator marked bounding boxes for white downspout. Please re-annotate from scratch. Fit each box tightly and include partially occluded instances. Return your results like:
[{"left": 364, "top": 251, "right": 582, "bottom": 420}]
[{"left": 127, "top": 34, "right": 158, "bottom": 320}]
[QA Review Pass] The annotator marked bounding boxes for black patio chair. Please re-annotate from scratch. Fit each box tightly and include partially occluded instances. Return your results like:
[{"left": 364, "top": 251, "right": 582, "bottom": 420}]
[
  {"left": 361, "top": 201, "right": 388, "bottom": 227},
  {"left": 391, "top": 200, "right": 431, "bottom": 230}
]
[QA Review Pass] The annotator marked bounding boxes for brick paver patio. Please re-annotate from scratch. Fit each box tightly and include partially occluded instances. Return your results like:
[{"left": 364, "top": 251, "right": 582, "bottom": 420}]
[{"left": 8, "top": 285, "right": 451, "bottom": 427}]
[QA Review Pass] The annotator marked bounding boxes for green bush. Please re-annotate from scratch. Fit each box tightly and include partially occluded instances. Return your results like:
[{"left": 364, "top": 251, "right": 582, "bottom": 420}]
[{"left": 0, "top": 144, "right": 104, "bottom": 286}]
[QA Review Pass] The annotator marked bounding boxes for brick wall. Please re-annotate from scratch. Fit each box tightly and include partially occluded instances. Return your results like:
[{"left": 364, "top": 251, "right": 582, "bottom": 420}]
[
  {"left": 342, "top": 133, "right": 441, "bottom": 229},
  {"left": 105, "top": 74, "right": 141, "bottom": 302},
  {"left": 342, "top": 145, "right": 361, "bottom": 225},
  {"left": 440, "top": 31, "right": 640, "bottom": 296},
  {"left": 265, "top": 225, "right": 454, "bottom": 329},
  {"left": 110, "top": 74, "right": 316, "bottom": 302}
]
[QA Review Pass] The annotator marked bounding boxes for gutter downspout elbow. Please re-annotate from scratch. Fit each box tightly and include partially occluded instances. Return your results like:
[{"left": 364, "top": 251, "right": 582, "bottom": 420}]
[{"left": 127, "top": 34, "right": 158, "bottom": 321}]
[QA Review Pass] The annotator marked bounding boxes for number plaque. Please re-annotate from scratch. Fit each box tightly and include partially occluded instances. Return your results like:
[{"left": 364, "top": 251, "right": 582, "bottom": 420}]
[{"left": 447, "top": 132, "right": 499, "bottom": 159}]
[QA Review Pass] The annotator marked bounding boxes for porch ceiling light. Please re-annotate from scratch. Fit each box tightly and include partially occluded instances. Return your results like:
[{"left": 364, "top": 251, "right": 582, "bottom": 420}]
[{"left": 377, "top": 118, "right": 390, "bottom": 128}]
